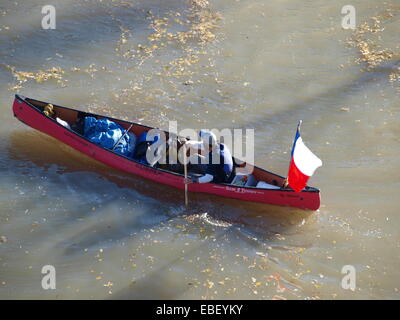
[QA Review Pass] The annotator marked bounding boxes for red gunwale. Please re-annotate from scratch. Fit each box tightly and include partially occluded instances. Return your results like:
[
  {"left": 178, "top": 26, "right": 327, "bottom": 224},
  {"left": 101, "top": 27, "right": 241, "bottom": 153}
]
[{"left": 12, "top": 94, "right": 320, "bottom": 211}]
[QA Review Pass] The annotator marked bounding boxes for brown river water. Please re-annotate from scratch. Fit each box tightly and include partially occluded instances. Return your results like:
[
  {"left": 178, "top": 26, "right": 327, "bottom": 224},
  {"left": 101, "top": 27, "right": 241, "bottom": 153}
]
[{"left": 0, "top": 0, "right": 399, "bottom": 299}]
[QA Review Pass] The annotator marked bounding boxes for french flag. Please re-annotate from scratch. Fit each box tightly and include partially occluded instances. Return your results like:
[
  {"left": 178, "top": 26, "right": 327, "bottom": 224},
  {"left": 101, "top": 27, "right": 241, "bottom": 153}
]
[{"left": 287, "top": 121, "right": 322, "bottom": 192}]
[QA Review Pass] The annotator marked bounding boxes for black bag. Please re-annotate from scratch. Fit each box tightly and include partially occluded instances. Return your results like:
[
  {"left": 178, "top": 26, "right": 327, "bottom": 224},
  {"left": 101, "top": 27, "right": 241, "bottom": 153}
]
[{"left": 133, "top": 141, "right": 152, "bottom": 160}]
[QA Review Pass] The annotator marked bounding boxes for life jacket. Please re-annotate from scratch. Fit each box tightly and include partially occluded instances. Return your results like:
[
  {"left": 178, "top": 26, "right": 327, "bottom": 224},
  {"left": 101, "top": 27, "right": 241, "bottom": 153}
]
[{"left": 205, "top": 143, "right": 233, "bottom": 183}]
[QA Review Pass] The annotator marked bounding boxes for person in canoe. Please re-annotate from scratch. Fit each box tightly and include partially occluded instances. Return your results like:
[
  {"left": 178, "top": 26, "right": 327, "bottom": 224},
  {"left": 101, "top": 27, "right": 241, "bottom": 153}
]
[{"left": 182, "top": 130, "right": 234, "bottom": 184}]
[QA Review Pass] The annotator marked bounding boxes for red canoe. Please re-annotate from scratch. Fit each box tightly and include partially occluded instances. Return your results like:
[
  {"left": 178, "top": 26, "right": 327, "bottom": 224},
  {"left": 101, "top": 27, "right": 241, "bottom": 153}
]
[{"left": 12, "top": 95, "right": 321, "bottom": 211}]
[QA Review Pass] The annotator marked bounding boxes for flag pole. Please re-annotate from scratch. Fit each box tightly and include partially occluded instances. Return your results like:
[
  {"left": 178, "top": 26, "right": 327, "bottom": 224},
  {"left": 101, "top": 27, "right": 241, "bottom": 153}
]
[
  {"left": 297, "top": 120, "right": 302, "bottom": 132},
  {"left": 291, "top": 120, "right": 302, "bottom": 154},
  {"left": 284, "top": 120, "right": 302, "bottom": 188}
]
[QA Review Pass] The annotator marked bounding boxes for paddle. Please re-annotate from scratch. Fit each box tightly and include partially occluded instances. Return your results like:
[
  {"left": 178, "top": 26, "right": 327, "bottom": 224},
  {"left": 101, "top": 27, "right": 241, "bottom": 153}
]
[
  {"left": 111, "top": 124, "right": 134, "bottom": 152},
  {"left": 177, "top": 136, "right": 189, "bottom": 207},
  {"left": 183, "top": 143, "right": 189, "bottom": 207}
]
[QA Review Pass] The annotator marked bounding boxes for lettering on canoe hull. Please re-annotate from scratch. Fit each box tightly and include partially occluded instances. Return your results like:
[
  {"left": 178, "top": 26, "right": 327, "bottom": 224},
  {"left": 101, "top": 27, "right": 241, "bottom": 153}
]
[
  {"left": 212, "top": 185, "right": 264, "bottom": 195},
  {"left": 212, "top": 185, "right": 302, "bottom": 199}
]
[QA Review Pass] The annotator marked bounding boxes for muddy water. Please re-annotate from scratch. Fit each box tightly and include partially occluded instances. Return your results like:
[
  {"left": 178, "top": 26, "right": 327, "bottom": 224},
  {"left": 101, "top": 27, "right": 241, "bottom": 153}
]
[{"left": 0, "top": 0, "right": 399, "bottom": 299}]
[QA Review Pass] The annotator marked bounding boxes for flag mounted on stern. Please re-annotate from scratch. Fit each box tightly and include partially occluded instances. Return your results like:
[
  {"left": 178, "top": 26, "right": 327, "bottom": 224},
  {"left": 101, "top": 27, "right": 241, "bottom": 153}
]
[{"left": 287, "top": 121, "right": 322, "bottom": 192}]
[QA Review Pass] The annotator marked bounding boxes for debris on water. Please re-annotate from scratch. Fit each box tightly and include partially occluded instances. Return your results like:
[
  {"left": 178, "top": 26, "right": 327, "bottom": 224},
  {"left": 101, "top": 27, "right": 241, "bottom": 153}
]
[
  {"left": 0, "top": 236, "right": 7, "bottom": 243},
  {"left": 256, "top": 251, "right": 267, "bottom": 258},
  {"left": 346, "top": 6, "right": 400, "bottom": 82},
  {"left": 190, "top": 0, "right": 210, "bottom": 9},
  {"left": 6, "top": 65, "right": 65, "bottom": 86},
  {"left": 206, "top": 279, "right": 214, "bottom": 289},
  {"left": 272, "top": 295, "right": 287, "bottom": 300}
]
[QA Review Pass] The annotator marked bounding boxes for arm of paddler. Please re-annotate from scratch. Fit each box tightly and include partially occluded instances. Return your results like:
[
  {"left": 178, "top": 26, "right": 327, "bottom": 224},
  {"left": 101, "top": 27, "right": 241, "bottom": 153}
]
[
  {"left": 186, "top": 173, "right": 213, "bottom": 184},
  {"left": 196, "top": 174, "right": 213, "bottom": 183},
  {"left": 184, "top": 140, "right": 205, "bottom": 152}
]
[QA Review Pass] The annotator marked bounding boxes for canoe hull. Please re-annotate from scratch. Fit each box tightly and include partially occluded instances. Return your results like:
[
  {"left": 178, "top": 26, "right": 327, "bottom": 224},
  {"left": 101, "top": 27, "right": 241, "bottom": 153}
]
[{"left": 12, "top": 95, "right": 320, "bottom": 211}]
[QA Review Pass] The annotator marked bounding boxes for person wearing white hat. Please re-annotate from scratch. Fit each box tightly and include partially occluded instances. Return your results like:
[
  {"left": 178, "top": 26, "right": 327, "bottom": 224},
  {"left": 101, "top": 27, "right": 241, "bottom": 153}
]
[{"left": 182, "top": 130, "right": 233, "bottom": 184}]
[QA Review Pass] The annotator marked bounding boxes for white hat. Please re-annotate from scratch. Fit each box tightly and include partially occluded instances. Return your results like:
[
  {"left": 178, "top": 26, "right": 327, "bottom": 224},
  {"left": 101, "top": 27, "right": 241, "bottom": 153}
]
[{"left": 199, "top": 130, "right": 217, "bottom": 147}]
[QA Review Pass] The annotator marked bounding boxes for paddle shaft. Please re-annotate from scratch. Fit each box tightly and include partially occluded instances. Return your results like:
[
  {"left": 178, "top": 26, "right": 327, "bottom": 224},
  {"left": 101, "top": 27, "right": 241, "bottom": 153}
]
[
  {"left": 183, "top": 144, "right": 189, "bottom": 206},
  {"left": 112, "top": 124, "right": 134, "bottom": 151}
]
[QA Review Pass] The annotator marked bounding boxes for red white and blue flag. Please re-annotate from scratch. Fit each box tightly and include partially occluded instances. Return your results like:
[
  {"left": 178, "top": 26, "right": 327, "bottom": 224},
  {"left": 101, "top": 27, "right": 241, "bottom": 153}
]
[{"left": 287, "top": 121, "right": 322, "bottom": 192}]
